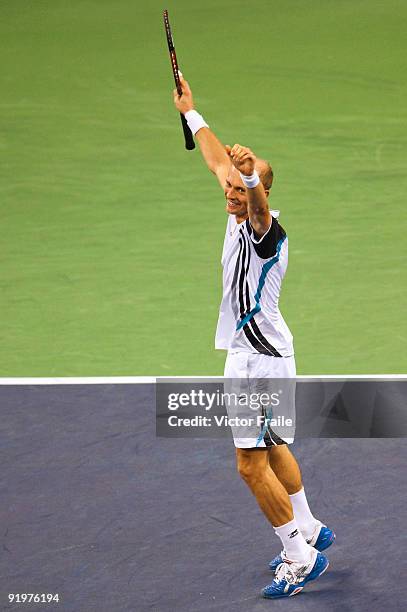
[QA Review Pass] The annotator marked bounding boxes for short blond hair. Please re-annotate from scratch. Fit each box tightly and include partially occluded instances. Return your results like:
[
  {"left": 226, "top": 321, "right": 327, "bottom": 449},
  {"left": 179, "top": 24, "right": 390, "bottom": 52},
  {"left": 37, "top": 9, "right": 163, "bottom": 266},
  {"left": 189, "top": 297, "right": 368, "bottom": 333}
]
[{"left": 256, "top": 159, "right": 274, "bottom": 190}]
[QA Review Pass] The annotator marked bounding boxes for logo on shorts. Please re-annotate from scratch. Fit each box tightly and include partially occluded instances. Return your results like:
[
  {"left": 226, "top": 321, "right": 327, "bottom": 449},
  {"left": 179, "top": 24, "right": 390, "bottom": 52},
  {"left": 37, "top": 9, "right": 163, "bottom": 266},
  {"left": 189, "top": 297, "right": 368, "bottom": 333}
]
[{"left": 288, "top": 529, "right": 299, "bottom": 539}]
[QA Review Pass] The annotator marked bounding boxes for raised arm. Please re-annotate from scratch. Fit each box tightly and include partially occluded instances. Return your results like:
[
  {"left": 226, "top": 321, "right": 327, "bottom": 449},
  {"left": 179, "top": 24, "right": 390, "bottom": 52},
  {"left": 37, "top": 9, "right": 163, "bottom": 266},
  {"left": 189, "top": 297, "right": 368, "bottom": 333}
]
[
  {"left": 227, "top": 144, "right": 271, "bottom": 238},
  {"left": 173, "top": 75, "right": 230, "bottom": 188}
]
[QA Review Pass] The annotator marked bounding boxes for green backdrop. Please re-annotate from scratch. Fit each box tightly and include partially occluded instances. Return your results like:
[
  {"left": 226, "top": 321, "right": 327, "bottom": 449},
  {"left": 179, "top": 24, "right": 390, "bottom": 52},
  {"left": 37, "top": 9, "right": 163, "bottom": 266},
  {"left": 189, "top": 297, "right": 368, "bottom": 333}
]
[{"left": 1, "top": 0, "right": 406, "bottom": 375}]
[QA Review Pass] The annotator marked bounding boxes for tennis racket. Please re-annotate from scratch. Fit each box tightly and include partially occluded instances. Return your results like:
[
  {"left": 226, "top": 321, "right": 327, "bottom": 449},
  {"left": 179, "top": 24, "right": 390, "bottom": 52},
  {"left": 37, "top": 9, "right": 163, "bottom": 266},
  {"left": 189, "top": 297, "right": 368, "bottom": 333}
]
[{"left": 163, "top": 9, "right": 195, "bottom": 151}]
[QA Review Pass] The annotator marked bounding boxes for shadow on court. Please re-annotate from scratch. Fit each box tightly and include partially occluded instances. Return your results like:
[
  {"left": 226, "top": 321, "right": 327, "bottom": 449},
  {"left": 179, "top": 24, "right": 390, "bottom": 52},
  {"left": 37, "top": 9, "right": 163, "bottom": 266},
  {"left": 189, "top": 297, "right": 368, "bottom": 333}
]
[{"left": 0, "top": 384, "right": 405, "bottom": 611}]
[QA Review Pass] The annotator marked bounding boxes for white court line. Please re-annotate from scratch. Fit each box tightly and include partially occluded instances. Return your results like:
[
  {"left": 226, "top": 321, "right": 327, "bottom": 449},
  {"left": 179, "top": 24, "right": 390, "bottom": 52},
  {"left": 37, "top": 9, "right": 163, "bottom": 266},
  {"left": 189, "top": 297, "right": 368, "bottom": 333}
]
[{"left": 0, "top": 375, "right": 406, "bottom": 385}]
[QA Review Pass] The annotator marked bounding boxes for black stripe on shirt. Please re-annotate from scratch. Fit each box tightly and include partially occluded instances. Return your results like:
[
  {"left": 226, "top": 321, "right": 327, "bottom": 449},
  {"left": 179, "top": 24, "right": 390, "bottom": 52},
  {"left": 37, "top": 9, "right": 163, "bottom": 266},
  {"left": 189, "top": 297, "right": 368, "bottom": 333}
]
[
  {"left": 237, "top": 232, "right": 247, "bottom": 319},
  {"left": 242, "top": 323, "right": 275, "bottom": 356},
  {"left": 249, "top": 318, "right": 282, "bottom": 358},
  {"left": 243, "top": 233, "right": 252, "bottom": 315},
  {"left": 230, "top": 236, "right": 243, "bottom": 321}
]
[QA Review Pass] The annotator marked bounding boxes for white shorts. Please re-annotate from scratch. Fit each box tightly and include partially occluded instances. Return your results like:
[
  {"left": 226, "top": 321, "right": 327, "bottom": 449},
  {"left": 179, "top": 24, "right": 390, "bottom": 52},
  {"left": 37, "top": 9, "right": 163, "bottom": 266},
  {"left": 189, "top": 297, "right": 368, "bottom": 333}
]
[{"left": 224, "top": 351, "right": 296, "bottom": 449}]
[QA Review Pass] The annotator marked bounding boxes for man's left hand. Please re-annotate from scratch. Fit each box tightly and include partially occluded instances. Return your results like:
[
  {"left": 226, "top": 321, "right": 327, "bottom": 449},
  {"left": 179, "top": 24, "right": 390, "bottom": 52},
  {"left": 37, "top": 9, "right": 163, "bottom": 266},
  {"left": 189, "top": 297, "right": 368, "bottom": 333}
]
[{"left": 226, "top": 144, "right": 256, "bottom": 176}]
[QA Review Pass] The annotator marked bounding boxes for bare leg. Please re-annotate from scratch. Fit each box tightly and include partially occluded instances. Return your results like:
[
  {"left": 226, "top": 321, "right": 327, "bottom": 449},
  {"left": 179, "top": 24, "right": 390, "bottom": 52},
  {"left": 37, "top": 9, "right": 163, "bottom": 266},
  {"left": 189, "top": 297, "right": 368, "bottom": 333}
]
[
  {"left": 236, "top": 448, "right": 293, "bottom": 526},
  {"left": 268, "top": 444, "right": 302, "bottom": 495},
  {"left": 269, "top": 445, "right": 320, "bottom": 540}
]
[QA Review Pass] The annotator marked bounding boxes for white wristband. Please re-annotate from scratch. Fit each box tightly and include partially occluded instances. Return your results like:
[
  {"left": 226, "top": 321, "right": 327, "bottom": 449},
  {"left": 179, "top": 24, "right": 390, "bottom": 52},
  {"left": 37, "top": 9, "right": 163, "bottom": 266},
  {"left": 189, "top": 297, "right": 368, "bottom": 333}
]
[
  {"left": 184, "top": 110, "right": 209, "bottom": 135},
  {"left": 239, "top": 170, "right": 260, "bottom": 189}
]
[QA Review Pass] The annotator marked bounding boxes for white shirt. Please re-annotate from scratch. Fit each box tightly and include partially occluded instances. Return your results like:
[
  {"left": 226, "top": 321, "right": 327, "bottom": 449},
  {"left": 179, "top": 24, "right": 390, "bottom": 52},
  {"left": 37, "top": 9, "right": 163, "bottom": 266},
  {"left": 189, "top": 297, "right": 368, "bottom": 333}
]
[{"left": 215, "top": 213, "right": 294, "bottom": 357}]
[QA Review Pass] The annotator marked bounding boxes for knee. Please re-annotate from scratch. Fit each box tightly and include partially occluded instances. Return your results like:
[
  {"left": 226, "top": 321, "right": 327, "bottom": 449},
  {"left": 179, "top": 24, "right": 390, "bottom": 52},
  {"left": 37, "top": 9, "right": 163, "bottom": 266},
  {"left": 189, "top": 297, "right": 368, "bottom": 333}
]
[
  {"left": 237, "top": 457, "right": 252, "bottom": 483},
  {"left": 236, "top": 451, "right": 265, "bottom": 487}
]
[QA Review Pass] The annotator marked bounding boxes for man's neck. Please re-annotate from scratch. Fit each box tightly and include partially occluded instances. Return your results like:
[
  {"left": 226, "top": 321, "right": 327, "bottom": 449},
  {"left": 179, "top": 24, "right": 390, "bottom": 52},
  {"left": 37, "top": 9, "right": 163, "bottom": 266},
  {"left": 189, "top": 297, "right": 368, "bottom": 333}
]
[{"left": 235, "top": 214, "right": 248, "bottom": 224}]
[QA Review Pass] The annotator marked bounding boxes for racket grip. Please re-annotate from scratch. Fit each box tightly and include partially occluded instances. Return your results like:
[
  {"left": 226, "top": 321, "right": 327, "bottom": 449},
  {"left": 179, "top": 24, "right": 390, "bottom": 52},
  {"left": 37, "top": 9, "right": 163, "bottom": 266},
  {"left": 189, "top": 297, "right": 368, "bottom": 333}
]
[{"left": 180, "top": 113, "right": 195, "bottom": 150}]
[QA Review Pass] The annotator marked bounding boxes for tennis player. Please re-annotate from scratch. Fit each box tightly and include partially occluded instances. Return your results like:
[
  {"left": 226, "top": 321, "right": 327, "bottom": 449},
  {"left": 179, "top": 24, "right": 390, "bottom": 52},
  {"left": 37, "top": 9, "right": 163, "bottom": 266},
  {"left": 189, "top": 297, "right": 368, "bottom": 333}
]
[{"left": 173, "top": 75, "right": 335, "bottom": 599}]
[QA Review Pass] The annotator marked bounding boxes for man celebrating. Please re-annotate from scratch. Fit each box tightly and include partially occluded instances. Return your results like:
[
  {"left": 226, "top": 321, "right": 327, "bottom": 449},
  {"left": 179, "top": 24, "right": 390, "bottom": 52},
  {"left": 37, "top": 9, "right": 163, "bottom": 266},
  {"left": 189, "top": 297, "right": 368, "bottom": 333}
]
[{"left": 173, "top": 76, "right": 335, "bottom": 599}]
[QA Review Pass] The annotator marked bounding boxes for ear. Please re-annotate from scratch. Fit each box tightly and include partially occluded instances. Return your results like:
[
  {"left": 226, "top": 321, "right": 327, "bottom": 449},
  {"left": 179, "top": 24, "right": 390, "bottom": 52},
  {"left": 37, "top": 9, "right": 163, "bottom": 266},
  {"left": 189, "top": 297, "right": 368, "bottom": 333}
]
[{"left": 264, "top": 189, "right": 270, "bottom": 198}]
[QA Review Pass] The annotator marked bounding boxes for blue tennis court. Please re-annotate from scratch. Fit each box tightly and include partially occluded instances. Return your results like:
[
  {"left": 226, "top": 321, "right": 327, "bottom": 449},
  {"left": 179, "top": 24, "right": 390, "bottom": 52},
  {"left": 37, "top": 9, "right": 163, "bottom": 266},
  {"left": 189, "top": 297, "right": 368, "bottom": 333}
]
[{"left": 0, "top": 382, "right": 405, "bottom": 611}]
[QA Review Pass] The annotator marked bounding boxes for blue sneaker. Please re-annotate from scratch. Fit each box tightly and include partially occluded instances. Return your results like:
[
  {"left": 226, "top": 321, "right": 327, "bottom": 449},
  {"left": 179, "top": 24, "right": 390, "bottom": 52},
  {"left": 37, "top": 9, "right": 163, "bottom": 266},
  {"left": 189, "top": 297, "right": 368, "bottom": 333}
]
[
  {"left": 269, "top": 522, "right": 335, "bottom": 573},
  {"left": 262, "top": 550, "right": 329, "bottom": 599}
]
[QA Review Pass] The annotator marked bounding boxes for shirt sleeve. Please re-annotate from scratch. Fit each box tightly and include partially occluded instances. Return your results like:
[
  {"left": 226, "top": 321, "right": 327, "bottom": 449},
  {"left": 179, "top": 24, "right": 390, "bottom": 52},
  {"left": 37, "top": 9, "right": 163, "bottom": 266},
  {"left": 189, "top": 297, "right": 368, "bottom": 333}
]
[{"left": 246, "top": 217, "right": 287, "bottom": 259}]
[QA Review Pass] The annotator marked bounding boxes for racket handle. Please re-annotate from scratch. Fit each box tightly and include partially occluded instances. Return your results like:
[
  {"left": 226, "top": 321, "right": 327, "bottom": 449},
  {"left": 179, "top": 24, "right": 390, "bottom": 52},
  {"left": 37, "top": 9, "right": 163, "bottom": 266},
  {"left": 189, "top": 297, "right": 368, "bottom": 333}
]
[{"left": 180, "top": 113, "right": 195, "bottom": 150}]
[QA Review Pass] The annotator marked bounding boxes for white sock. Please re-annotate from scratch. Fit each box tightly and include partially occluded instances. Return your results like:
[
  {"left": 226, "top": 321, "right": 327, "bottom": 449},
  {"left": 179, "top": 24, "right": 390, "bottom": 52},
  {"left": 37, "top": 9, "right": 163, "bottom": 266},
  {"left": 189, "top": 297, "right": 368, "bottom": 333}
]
[
  {"left": 274, "top": 518, "right": 313, "bottom": 562},
  {"left": 289, "top": 487, "right": 318, "bottom": 540}
]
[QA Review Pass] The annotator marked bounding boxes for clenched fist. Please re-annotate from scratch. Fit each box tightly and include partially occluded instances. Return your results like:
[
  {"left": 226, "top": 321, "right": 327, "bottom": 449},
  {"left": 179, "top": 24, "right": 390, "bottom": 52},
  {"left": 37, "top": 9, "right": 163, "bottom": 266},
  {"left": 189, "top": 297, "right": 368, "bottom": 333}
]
[{"left": 226, "top": 144, "right": 256, "bottom": 176}]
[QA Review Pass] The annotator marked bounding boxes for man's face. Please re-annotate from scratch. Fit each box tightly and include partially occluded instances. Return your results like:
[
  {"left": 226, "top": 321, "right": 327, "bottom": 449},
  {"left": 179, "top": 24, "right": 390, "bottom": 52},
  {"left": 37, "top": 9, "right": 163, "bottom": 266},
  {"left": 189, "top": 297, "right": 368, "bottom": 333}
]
[{"left": 224, "top": 167, "right": 248, "bottom": 220}]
